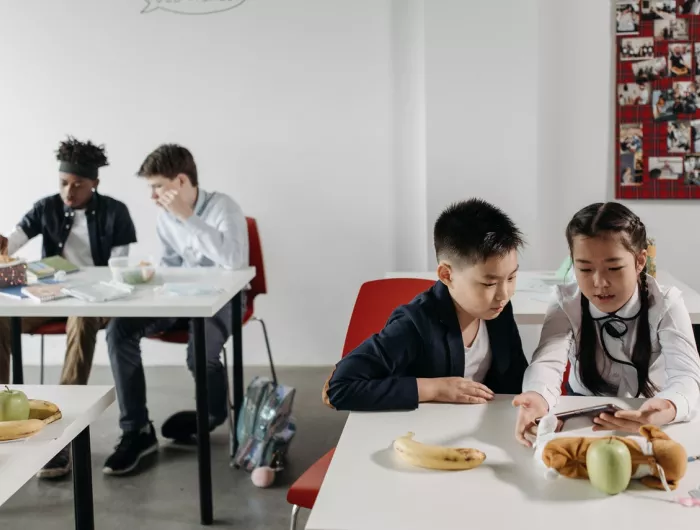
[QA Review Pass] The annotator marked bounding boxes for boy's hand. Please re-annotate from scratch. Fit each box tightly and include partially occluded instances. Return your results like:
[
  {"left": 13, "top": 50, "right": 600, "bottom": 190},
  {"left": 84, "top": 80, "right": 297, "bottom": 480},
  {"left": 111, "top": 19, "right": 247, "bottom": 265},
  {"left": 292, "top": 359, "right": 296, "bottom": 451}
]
[
  {"left": 512, "top": 391, "right": 549, "bottom": 447},
  {"left": 418, "top": 377, "right": 494, "bottom": 404},
  {"left": 0, "top": 234, "right": 7, "bottom": 255},
  {"left": 157, "top": 190, "right": 193, "bottom": 221}
]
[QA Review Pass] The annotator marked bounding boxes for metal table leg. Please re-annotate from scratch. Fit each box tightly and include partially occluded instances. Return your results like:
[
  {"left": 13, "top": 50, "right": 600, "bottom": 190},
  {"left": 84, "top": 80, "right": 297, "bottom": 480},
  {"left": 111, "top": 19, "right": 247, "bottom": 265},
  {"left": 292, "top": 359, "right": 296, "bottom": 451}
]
[
  {"left": 230, "top": 293, "right": 243, "bottom": 460},
  {"left": 72, "top": 427, "right": 94, "bottom": 530},
  {"left": 193, "top": 317, "right": 213, "bottom": 525},
  {"left": 10, "top": 317, "right": 22, "bottom": 384}
]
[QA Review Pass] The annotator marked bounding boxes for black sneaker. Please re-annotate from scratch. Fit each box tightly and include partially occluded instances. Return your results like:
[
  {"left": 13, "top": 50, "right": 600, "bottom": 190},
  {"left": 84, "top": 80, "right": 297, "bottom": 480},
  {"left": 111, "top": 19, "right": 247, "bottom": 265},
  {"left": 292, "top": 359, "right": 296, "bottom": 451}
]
[
  {"left": 36, "top": 446, "right": 71, "bottom": 479},
  {"left": 161, "top": 410, "right": 227, "bottom": 443},
  {"left": 102, "top": 423, "right": 158, "bottom": 476}
]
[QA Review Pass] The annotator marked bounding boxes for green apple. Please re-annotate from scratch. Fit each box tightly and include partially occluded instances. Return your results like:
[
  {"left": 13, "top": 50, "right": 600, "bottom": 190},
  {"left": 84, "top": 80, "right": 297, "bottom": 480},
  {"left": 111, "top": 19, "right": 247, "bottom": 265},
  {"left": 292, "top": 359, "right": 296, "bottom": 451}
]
[
  {"left": 0, "top": 386, "right": 30, "bottom": 422},
  {"left": 586, "top": 438, "right": 632, "bottom": 495}
]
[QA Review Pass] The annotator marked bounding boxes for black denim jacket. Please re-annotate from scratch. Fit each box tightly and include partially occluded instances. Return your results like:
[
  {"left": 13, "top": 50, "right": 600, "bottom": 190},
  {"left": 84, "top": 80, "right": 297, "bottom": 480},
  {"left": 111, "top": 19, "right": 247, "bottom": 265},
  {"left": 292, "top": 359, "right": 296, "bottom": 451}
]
[{"left": 17, "top": 193, "right": 137, "bottom": 266}]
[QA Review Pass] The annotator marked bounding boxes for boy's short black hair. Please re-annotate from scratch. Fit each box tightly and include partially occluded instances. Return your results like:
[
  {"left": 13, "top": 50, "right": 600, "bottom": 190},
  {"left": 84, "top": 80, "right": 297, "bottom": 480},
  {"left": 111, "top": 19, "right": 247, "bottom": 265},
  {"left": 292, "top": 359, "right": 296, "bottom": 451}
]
[
  {"left": 433, "top": 198, "right": 525, "bottom": 266},
  {"left": 56, "top": 136, "right": 108, "bottom": 179},
  {"left": 137, "top": 144, "right": 198, "bottom": 186}
]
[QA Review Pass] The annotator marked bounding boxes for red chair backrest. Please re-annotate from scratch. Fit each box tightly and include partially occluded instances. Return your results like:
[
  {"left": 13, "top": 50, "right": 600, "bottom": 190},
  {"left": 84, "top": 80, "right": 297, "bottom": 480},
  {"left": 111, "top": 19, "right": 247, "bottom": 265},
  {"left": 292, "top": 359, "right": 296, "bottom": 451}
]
[
  {"left": 341, "top": 278, "right": 435, "bottom": 358},
  {"left": 246, "top": 217, "right": 267, "bottom": 313}
]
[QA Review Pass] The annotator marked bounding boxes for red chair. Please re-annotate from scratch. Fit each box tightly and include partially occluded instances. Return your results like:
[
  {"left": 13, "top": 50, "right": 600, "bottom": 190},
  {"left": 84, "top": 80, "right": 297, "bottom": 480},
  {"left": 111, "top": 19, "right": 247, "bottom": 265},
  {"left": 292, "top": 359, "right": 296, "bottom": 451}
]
[
  {"left": 29, "top": 219, "right": 273, "bottom": 388},
  {"left": 30, "top": 321, "right": 67, "bottom": 384},
  {"left": 286, "top": 278, "right": 434, "bottom": 530},
  {"left": 148, "top": 217, "right": 276, "bottom": 445}
]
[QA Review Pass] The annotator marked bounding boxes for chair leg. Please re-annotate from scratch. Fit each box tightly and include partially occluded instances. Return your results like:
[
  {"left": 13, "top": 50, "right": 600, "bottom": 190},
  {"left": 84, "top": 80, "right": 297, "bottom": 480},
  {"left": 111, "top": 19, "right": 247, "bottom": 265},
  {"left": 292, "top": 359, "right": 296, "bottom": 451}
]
[
  {"left": 289, "top": 504, "right": 301, "bottom": 530},
  {"left": 40, "top": 335, "right": 45, "bottom": 385},
  {"left": 221, "top": 346, "right": 236, "bottom": 462},
  {"left": 254, "top": 317, "right": 277, "bottom": 385}
]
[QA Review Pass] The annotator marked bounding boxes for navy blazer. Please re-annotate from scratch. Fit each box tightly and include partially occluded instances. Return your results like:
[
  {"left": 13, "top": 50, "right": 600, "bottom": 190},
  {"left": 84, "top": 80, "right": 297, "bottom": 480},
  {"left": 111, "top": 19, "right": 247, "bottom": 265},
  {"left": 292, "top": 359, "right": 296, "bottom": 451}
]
[{"left": 323, "top": 281, "right": 528, "bottom": 411}]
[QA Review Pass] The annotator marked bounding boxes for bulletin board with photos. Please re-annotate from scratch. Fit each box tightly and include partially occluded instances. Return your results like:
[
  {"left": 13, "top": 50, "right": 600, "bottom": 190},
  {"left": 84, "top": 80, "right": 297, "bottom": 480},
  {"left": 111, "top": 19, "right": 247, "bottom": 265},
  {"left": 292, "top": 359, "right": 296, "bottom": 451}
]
[{"left": 616, "top": 0, "right": 700, "bottom": 199}]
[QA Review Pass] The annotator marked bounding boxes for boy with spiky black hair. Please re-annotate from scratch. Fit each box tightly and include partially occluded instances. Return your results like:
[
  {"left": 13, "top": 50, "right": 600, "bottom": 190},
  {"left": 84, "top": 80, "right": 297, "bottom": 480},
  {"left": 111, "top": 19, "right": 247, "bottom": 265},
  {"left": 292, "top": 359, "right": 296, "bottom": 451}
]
[
  {"left": 0, "top": 135, "right": 137, "bottom": 478},
  {"left": 323, "top": 198, "right": 529, "bottom": 411}
]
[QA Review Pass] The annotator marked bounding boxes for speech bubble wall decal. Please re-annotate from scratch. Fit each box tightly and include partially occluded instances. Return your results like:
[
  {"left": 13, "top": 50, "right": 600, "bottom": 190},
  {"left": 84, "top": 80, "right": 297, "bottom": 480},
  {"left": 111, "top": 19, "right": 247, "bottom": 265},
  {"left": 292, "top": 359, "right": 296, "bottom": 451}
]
[{"left": 142, "top": 0, "right": 247, "bottom": 15}]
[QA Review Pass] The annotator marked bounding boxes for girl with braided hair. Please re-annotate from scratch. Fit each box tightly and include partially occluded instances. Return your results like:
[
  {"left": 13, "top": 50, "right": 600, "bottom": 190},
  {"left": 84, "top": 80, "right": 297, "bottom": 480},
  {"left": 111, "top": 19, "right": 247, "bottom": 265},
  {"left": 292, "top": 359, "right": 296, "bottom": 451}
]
[{"left": 513, "top": 202, "right": 700, "bottom": 446}]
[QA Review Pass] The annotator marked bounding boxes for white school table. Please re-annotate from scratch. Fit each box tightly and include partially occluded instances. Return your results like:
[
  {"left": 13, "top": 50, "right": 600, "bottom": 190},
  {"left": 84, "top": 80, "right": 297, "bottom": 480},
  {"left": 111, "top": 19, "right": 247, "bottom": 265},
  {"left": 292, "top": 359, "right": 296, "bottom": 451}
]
[
  {"left": 306, "top": 396, "right": 700, "bottom": 530},
  {"left": 0, "top": 385, "right": 114, "bottom": 530},
  {"left": 384, "top": 269, "right": 700, "bottom": 325},
  {"left": 0, "top": 266, "right": 256, "bottom": 526}
]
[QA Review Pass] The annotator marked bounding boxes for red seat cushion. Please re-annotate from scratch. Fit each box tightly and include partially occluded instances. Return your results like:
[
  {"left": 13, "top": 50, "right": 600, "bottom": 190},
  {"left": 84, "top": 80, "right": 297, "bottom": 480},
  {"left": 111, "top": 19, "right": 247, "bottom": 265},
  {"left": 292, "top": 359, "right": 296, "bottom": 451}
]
[
  {"left": 286, "top": 448, "right": 335, "bottom": 509},
  {"left": 30, "top": 321, "right": 67, "bottom": 335},
  {"left": 152, "top": 329, "right": 189, "bottom": 344}
]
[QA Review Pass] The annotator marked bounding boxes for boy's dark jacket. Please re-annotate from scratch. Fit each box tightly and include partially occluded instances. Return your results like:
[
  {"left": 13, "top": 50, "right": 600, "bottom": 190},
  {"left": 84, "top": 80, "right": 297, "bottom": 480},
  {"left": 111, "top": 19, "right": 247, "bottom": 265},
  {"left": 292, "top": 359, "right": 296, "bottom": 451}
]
[
  {"left": 323, "top": 280, "right": 528, "bottom": 411},
  {"left": 18, "top": 193, "right": 136, "bottom": 266}
]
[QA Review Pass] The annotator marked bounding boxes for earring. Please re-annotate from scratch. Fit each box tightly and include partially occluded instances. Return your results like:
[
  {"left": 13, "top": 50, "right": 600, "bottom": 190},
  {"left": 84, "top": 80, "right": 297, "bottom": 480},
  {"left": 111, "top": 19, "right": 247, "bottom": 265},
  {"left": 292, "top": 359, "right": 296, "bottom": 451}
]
[{"left": 91, "top": 188, "right": 96, "bottom": 192}]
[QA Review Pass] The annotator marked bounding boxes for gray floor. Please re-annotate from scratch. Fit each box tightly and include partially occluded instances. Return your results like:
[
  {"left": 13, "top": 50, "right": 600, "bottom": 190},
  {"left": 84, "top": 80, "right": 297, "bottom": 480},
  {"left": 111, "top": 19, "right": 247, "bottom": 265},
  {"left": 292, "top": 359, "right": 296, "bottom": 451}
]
[{"left": 1, "top": 365, "right": 347, "bottom": 529}]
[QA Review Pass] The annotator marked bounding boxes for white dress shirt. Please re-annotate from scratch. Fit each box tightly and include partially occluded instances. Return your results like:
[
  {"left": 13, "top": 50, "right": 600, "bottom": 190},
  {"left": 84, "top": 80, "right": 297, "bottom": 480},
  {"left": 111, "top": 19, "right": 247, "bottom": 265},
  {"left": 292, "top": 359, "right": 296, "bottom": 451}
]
[
  {"left": 522, "top": 275, "right": 700, "bottom": 422},
  {"left": 463, "top": 318, "right": 492, "bottom": 382}
]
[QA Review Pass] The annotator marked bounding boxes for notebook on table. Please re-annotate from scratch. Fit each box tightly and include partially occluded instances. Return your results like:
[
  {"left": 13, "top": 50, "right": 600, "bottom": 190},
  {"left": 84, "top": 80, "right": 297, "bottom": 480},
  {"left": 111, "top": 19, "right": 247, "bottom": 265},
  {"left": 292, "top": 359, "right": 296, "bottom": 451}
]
[
  {"left": 61, "top": 281, "right": 134, "bottom": 303},
  {"left": 0, "top": 279, "right": 66, "bottom": 301},
  {"left": 21, "top": 284, "right": 69, "bottom": 303},
  {"left": 0, "top": 285, "right": 27, "bottom": 300},
  {"left": 27, "top": 256, "right": 79, "bottom": 281}
]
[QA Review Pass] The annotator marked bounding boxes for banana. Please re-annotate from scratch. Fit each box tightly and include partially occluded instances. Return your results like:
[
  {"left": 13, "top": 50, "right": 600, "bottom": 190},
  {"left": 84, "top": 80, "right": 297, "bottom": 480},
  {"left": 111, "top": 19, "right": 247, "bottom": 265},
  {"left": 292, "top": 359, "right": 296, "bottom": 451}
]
[
  {"left": 0, "top": 419, "right": 45, "bottom": 441},
  {"left": 0, "top": 399, "right": 62, "bottom": 442},
  {"left": 392, "top": 432, "right": 486, "bottom": 470},
  {"left": 28, "top": 400, "right": 62, "bottom": 424}
]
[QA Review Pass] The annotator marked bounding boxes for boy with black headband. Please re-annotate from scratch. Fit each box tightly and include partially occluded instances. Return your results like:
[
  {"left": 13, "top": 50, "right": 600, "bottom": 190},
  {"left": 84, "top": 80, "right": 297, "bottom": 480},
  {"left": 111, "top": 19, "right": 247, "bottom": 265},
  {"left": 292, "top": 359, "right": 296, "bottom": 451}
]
[{"left": 0, "top": 136, "right": 137, "bottom": 479}]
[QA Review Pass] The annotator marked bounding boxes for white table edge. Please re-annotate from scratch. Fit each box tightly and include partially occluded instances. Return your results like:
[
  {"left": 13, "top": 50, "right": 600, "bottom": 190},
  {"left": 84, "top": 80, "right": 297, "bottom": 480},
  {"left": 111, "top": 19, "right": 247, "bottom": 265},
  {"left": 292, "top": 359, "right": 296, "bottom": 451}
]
[
  {"left": 0, "top": 385, "right": 115, "bottom": 507},
  {"left": 384, "top": 270, "right": 700, "bottom": 324},
  {"left": 0, "top": 267, "right": 256, "bottom": 318}
]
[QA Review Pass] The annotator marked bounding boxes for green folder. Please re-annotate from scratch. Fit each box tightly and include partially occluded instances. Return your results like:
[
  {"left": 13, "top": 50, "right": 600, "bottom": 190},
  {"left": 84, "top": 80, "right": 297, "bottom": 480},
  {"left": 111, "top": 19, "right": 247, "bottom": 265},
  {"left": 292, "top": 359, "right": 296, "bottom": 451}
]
[{"left": 34, "top": 256, "right": 79, "bottom": 274}]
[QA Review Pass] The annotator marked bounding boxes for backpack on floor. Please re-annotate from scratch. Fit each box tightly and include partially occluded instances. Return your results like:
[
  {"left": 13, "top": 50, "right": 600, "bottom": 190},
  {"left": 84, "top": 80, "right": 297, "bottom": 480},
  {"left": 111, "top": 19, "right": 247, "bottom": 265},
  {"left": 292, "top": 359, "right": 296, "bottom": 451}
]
[{"left": 233, "top": 375, "right": 296, "bottom": 473}]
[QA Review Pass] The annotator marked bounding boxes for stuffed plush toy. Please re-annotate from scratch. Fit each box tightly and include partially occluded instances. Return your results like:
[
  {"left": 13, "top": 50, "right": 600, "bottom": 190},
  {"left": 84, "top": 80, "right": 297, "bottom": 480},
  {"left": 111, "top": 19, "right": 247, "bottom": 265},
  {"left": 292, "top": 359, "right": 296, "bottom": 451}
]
[{"left": 541, "top": 425, "right": 687, "bottom": 491}]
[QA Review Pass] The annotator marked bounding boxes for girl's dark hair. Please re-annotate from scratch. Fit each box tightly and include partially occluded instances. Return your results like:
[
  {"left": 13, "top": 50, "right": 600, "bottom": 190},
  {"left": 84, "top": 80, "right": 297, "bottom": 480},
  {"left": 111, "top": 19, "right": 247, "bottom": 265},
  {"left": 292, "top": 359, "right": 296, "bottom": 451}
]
[{"left": 565, "top": 202, "right": 656, "bottom": 398}]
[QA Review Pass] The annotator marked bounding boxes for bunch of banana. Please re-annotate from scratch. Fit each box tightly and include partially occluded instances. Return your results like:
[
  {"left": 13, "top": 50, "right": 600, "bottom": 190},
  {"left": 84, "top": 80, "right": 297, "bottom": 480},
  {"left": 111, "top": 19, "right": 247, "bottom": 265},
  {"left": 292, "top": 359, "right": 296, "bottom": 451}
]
[
  {"left": 392, "top": 432, "right": 486, "bottom": 470},
  {"left": 0, "top": 400, "right": 62, "bottom": 442}
]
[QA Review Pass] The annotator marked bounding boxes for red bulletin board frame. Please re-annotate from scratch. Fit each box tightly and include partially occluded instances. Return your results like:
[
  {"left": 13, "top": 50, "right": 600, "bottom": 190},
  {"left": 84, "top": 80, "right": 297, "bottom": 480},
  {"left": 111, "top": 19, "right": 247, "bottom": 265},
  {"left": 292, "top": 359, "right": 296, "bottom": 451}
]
[{"left": 615, "top": 3, "right": 700, "bottom": 199}]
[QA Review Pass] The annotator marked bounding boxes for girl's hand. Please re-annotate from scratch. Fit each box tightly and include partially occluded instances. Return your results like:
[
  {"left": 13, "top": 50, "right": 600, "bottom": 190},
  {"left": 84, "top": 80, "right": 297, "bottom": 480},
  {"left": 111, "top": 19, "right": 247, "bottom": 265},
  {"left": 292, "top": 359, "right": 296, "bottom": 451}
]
[
  {"left": 593, "top": 398, "right": 677, "bottom": 432},
  {"left": 512, "top": 392, "right": 549, "bottom": 447}
]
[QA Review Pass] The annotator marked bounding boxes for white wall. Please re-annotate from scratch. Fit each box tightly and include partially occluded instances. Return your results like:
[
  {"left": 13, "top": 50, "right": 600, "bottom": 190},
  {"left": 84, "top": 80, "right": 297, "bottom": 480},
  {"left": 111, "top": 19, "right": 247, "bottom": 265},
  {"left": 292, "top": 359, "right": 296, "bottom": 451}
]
[
  {"left": 0, "top": 0, "right": 394, "bottom": 369},
  {"left": 391, "top": 0, "right": 428, "bottom": 272},
  {"left": 537, "top": 0, "right": 700, "bottom": 294},
  {"left": 3, "top": 0, "right": 699, "bottom": 370},
  {"left": 423, "top": 0, "right": 542, "bottom": 270}
]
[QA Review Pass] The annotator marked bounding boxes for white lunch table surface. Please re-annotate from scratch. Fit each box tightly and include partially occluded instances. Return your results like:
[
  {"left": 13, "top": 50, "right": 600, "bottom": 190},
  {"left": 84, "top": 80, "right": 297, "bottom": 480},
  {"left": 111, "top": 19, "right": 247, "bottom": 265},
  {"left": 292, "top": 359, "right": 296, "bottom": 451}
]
[
  {"left": 0, "top": 266, "right": 255, "bottom": 318},
  {"left": 384, "top": 269, "right": 700, "bottom": 324},
  {"left": 306, "top": 396, "right": 700, "bottom": 530},
  {"left": 0, "top": 385, "right": 115, "bottom": 507}
]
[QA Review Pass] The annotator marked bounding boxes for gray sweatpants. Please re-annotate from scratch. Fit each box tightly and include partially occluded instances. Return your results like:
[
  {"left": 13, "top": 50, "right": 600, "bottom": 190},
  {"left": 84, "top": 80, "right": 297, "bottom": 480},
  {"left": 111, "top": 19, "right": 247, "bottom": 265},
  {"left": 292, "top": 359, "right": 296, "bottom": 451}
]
[{"left": 106, "top": 303, "right": 233, "bottom": 433}]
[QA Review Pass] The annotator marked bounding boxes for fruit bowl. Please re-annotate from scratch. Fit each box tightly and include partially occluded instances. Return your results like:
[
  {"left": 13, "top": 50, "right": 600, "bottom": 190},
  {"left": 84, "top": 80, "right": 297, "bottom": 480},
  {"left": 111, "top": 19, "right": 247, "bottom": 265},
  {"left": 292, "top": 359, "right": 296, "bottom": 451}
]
[
  {"left": 108, "top": 257, "right": 156, "bottom": 285},
  {"left": 0, "top": 386, "right": 62, "bottom": 442}
]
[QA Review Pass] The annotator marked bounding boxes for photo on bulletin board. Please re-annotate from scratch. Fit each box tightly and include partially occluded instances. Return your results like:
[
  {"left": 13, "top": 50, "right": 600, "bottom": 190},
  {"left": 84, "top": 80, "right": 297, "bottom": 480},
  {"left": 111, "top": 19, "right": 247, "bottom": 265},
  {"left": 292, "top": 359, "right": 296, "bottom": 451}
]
[
  {"left": 617, "top": 1, "right": 641, "bottom": 34},
  {"left": 615, "top": 4, "right": 700, "bottom": 199},
  {"left": 642, "top": 1, "right": 676, "bottom": 21}
]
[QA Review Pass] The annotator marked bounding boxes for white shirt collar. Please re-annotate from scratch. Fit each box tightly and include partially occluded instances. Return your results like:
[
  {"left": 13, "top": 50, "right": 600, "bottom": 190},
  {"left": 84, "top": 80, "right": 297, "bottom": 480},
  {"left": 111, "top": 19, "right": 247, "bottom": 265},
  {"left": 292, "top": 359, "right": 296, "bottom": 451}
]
[{"left": 588, "top": 285, "right": 641, "bottom": 320}]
